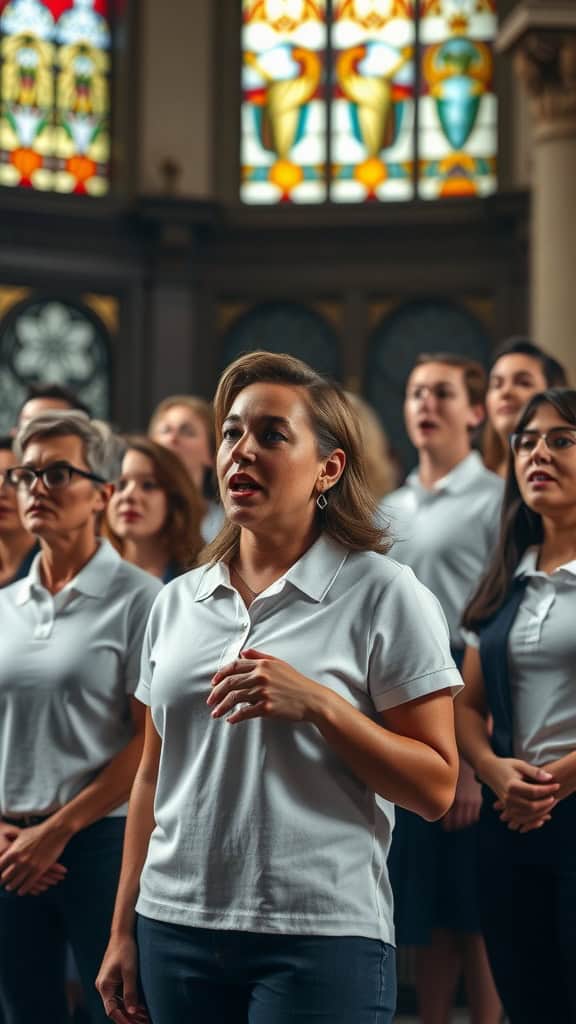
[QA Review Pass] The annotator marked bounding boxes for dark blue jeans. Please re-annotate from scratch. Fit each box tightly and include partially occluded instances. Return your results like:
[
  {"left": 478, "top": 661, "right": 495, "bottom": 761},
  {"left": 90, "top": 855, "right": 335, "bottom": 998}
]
[
  {"left": 0, "top": 817, "right": 125, "bottom": 1024},
  {"left": 137, "top": 915, "right": 396, "bottom": 1023}
]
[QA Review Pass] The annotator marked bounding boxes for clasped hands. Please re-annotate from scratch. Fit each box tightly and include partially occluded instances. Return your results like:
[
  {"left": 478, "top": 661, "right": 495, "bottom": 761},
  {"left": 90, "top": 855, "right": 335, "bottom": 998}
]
[
  {"left": 0, "top": 820, "right": 69, "bottom": 896},
  {"left": 490, "top": 757, "right": 571, "bottom": 833}
]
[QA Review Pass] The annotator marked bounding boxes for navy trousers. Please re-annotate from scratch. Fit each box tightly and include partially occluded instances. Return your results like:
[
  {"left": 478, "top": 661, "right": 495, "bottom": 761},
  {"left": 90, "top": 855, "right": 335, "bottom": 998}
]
[
  {"left": 478, "top": 795, "right": 576, "bottom": 1024},
  {"left": 137, "top": 915, "right": 397, "bottom": 1023},
  {"left": 0, "top": 817, "right": 125, "bottom": 1024}
]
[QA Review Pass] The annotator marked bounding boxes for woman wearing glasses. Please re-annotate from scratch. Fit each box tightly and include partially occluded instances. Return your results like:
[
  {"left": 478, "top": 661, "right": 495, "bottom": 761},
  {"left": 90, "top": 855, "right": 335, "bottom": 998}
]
[
  {"left": 0, "top": 410, "right": 161, "bottom": 1024},
  {"left": 457, "top": 388, "right": 576, "bottom": 1023}
]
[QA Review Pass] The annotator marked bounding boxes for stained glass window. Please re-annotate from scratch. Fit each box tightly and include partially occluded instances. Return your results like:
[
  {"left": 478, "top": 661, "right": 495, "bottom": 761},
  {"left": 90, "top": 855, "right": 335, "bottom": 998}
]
[
  {"left": 0, "top": 296, "right": 112, "bottom": 431},
  {"left": 242, "top": 0, "right": 328, "bottom": 204},
  {"left": 0, "top": 0, "right": 111, "bottom": 195},
  {"left": 418, "top": 0, "right": 497, "bottom": 198},
  {"left": 241, "top": 0, "right": 497, "bottom": 204}
]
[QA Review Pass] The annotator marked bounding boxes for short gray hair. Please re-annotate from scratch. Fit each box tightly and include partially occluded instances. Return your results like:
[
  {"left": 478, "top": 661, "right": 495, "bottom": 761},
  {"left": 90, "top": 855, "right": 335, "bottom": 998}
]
[{"left": 14, "top": 410, "right": 118, "bottom": 482}]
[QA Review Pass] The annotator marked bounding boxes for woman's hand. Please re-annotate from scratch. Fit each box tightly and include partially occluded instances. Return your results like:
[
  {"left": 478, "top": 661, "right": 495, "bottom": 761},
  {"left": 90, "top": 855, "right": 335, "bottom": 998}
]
[
  {"left": 481, "top": 757, "right": 559, "bottom": 832},
  {"left": 442, "top": 760, "right": 482, "bottom": 831},
  {"left": 207, "top": 649, "right": 327, "bottom": 725},
  {"left": 95, "top": 934, "right": 149, "bottom": 1024},
  {"left": 0, "top": 820, "right": 70, "bottom": 896},
  {"left": 542, "top": 753, "right": 576, "bottom": 802}
]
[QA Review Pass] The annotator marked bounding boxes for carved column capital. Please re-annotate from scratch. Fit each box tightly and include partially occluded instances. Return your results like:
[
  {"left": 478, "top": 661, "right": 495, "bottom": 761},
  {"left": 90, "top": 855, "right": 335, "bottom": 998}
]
[
  {"left": 514, "top": 31, "right": 576, "bottom": 139},
  {"left": 498, "top": 3, "right": 576, "bottom": 141}
]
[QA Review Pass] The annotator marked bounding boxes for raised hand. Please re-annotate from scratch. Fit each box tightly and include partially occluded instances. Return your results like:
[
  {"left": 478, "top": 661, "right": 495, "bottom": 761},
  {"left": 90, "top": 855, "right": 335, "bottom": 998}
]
[{"left": 207, "top": 648, "right": 326, "bottom": 725}]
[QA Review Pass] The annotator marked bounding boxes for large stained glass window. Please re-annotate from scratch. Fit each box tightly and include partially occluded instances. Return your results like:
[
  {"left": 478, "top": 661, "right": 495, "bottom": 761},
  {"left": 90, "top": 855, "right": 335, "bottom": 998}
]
[
  {"left": 241, "top": 0, "right": 497, "bottom": 204},
  {"left": 242, "top": 0, "right": 328, "bottom": 203},
  {"left": 0, "top": 0, "right": 111, "bottom": 195}
]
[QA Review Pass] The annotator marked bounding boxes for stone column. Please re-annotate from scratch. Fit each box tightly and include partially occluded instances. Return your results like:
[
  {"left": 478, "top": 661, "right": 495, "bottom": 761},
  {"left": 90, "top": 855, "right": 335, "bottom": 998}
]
[{"left": 498, "top": 3, "right": 576, "bottom": 383}]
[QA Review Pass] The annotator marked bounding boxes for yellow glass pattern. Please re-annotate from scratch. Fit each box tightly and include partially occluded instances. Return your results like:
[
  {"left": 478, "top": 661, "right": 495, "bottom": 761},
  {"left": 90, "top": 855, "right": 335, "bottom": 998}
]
[
  {"left": 241, "top": 0, "right": 328, "bottom": 204},
  {"left": 0, "top": 0, "right": 111, "bottom": 195},
  {"left": 331, "top": 0, "right": 416, "bottom": 203}
]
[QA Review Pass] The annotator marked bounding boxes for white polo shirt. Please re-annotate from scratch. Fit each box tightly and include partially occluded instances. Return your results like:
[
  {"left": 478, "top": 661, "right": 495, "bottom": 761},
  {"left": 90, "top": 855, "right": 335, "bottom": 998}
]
[
  {"left": 380, "top": 452, "right": 504, "bottom": 649},
  {"left": 0, "top": 540, "right": 162, "bottom": 817},
  {"left": 465, "top": 548, "right": 576, "bottom": 766},
  {"left": 135, "top": 533, "right": 462, "bottom": 943}
]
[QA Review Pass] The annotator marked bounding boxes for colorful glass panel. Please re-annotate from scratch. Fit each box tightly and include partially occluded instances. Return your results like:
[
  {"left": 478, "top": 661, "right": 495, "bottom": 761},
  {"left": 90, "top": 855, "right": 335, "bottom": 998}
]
[
  {"left": 418, "top": 0, "right": 497, "bottom": 199},
  {"left": 0, "top": 295, "right": 112, "bottom": 431},
  {"left": 0, "top": 0, "right": 111, "bottom": 194},
  {"left": 241, "top": 0, "right": 328, "bottom": 204},
  {"left": 331, "top": 0, "right": 416, "bottom": 203}
]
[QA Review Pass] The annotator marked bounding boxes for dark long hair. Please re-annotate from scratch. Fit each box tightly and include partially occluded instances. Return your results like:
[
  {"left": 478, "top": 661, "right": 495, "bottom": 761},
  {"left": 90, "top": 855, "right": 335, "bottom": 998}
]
[
  {"left": 463, "top": 388, "right": 576, "bottom": 630},
  {"left": 483, "top": 339, "right": 568, "bottom": 472}
]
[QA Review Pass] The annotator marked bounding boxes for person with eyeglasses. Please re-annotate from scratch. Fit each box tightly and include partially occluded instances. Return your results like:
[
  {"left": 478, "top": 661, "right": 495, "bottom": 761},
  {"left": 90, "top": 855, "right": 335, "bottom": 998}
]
[
  {"left": 0, "top": 410, "right": 161, "bottom": 1024},
  {"left": 0, "top": 437, "right": 38, "bottom": 588},
  {"left": 458, "top": 388, "right": 576, "bottom": 1023},
  {"left": 380, "top": 353, "right": 503, "bottom": 1024}
]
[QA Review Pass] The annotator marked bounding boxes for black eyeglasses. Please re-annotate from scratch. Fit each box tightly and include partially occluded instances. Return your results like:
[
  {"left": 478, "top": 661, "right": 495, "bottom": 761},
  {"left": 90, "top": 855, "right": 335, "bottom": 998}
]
[
  {"left": 0, "top": 469, "right": 15, "bottom": 491},
  {"left": 7, "top": 463, "right": 106, "bottom": 490},
  {"left": 510, "top": 428, "right": 576, "bottom": 456}
]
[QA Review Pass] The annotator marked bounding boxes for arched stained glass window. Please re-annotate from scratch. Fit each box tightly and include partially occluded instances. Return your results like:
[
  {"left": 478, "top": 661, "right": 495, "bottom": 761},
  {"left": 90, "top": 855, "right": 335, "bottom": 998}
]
[
  {"left": 241, "top": 0, "right": 497, "bottom": 204},
  {"left": 221, "top": 301, "right": 340, "bottom": 377},
  {"left": 0, "top": 0, "right": 112, "bottom": 195},
  {"left": 0, "top": 296, "right": 112, "bottom": 431},
  {"left": 365, "top": 298, "right": 490, "bottom": 471}
]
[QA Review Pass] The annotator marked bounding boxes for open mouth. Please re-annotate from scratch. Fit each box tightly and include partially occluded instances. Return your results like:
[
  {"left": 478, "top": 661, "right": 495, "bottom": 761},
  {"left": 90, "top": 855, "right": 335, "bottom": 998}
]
[
  {"left": 417, "top": 420, "right": 438, "bottom": 431},
  {"left": 228, "top": 473, "right": 263, "bottom": 494},
  {"left": 527, "top": 471, "right": 556, "bottom": 484}
]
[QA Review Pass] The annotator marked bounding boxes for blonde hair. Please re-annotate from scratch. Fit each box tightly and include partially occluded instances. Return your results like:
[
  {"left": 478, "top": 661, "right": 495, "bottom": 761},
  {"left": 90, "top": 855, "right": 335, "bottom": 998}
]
[
  {"left": 201, "top": 351, "right": 391, "bottom": 565},
  {"left": 148, "top": 395, "right": 216, "bottom": 456},
  {"left": 345, "top": 393, "right": 398, "bottom": 500}
]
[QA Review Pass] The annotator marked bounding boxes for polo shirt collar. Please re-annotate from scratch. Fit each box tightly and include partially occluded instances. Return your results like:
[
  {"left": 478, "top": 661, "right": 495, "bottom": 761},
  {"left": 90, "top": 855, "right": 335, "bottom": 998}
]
[
  {"left": 194, "top": 533, "right": 349, "bottom": 605},
  {"left": 515, "top": 546, "right": 576, "bottom": 581},
  {"left": 408, "top": 451, "right": 484, "bottom": 497},
  {"left": 15, "top": 539, "right": 122, "bottom": 606}
]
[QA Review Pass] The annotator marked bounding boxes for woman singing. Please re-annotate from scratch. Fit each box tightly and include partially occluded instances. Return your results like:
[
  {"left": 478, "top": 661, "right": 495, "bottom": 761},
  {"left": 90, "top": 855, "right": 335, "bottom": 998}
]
[{"left": 97, "top": 352, "right": 462, "bottom": 1024}]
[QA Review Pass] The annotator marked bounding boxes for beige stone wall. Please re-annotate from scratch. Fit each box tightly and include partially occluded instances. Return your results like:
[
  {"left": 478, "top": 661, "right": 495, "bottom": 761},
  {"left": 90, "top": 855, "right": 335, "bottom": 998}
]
[{"left": 139, "top": 0, "right": 212, "bottom": 196}]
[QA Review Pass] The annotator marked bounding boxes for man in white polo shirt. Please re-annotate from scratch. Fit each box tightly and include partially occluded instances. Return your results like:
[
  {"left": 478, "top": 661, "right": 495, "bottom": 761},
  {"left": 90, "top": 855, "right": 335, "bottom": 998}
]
[{"left": 381, "top": 353, "right": 504, "bottom": 1024}]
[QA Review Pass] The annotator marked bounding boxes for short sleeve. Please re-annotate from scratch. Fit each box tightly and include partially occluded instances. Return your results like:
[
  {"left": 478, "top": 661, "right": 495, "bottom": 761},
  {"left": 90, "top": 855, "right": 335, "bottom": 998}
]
[
  {"left": 460, "top": 627, "right": 480, "bottom": 649},
  {"left": 124, "top": 581, "right": 161, "bottom": 695},
  {"left": 368, "top": 565, "right": 463, "bottom": 711},
  {"left": 134, "top": 610, "right": 155, "bottom": 706}
]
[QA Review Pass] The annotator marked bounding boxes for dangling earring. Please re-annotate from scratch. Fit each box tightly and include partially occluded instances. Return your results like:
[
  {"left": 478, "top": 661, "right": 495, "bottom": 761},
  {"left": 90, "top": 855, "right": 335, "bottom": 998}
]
[{"left": 316, "top": 492, "right": 328, "bottom": 510}]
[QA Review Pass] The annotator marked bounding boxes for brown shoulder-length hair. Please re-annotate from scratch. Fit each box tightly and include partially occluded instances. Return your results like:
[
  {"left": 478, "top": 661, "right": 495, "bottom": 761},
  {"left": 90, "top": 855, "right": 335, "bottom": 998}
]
[
  {"left": 483, "top": 339, "right": 569, "bottom": 473},
  {"left": 103, "top": 435, "right": 205, "bottom": 569},
  {"left": 463, "top": 388, "right": 576, "bottom": 631},
  {"left": 200, "top": 351, "right": 391, "bottom": 565}
]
